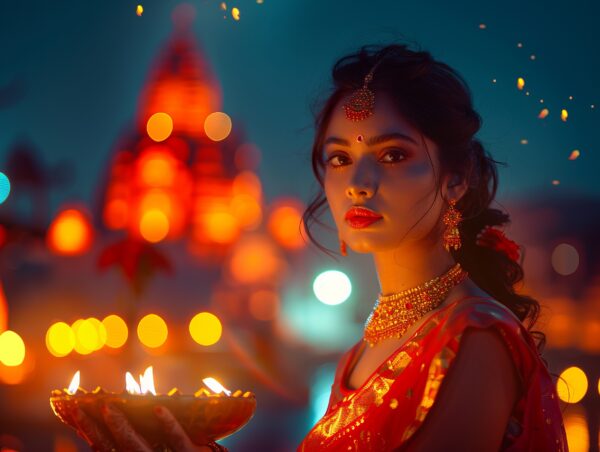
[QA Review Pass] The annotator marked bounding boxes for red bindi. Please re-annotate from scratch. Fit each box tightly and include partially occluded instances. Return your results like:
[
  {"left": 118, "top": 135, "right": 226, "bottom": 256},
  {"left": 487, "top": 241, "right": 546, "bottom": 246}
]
[{"left": 357, "top": 135, "right": 364, "bottom": 142}]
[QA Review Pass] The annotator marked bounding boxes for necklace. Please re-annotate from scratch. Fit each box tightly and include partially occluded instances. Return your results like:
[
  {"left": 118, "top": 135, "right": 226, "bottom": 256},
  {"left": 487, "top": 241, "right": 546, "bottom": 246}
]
[{"left": 363, "top": 262, "right": 468, "bottom": 347}]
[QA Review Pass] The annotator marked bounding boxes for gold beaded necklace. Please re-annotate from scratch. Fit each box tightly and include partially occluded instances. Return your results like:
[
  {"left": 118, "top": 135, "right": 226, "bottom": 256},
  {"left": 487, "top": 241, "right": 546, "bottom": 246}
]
[{"left": 363, "top": 262, "right": 468, "bottom": 347}]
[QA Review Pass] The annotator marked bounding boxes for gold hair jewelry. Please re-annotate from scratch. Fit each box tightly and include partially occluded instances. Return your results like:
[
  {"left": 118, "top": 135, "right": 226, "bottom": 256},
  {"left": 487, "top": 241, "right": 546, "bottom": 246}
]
[
  {"left": 363, "top": 262, "right": 468, "bottom": 347},
  {"left": 343, "top": 59, "right": 385, "bottom": 121},
  {"left": 442, "top": 198, "right": 462, "bottom": 252}
]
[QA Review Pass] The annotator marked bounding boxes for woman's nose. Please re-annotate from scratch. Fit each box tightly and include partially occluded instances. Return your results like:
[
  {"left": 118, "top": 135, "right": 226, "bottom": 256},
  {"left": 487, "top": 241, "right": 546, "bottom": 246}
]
[{"left": 346, "top": 160, "right": 378, "bottom": 199}]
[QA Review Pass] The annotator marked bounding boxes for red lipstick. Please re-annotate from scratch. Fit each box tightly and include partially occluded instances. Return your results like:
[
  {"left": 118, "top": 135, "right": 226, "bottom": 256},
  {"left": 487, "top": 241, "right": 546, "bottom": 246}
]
[{"left": 344, "top": 206, "right": 383, "bottom": 229}]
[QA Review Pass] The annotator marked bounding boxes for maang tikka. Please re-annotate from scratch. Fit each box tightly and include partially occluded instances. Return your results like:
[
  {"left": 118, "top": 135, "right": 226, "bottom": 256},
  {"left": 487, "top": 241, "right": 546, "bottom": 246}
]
[{"left": 343, "top": 58, "right": 385, "bottom": 121}]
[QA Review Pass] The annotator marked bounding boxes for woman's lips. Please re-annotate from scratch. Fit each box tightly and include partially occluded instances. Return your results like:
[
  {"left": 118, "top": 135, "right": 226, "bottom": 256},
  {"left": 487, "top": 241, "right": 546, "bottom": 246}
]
[{"left": 345, "top": 216, "right": 382, "bottom": 228}]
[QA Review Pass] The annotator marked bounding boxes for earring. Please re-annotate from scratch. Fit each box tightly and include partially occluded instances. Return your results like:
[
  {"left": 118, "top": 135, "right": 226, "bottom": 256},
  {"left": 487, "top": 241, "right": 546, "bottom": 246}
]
[
  {"left": 340, "top": 239, "right": 348, "bottom": 256},
  {"left": 442, "top": 199, "right": 462, "bottom": 252}
]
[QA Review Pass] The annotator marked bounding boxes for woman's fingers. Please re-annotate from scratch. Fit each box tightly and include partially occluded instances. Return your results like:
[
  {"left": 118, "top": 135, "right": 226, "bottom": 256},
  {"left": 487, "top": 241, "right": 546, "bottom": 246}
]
[
  {"left": 70, "top": 406, "right": 117, "bottom": 452},
  {"left": 153, "top": 405, "right": 198, "bottom": 451},
  {"left": 101, "top": 403, "right": 153, "bottom": 452}
]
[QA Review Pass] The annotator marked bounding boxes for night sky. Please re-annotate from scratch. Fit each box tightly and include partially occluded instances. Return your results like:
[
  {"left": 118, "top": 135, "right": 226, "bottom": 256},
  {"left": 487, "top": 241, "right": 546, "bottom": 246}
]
[{"left": 1, "top": 0, "right": 599, "bottom": 215}]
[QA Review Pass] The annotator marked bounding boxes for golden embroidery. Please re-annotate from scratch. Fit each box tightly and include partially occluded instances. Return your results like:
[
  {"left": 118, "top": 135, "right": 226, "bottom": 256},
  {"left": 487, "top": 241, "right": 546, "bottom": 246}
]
[{"left": 389, "top": 398, "right": 399, "bottom": 409}]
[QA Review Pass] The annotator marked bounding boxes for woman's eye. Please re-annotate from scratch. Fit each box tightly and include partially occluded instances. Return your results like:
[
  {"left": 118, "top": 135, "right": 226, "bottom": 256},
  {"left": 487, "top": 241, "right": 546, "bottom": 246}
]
[{"left": 326, "top": 150, "right": 406, "bottom": 168}]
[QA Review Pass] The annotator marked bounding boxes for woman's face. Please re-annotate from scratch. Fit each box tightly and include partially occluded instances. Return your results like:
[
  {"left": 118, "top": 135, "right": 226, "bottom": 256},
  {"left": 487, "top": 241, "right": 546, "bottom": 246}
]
[{"left": 323, "top": 93, "right": 449, "bottom": 254}]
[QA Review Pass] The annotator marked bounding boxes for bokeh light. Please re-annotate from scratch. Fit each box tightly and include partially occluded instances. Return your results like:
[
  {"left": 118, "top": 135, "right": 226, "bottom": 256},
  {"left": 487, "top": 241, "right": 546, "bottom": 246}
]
[
  {"left": 313, "top": 270, "right": 352, "bottom": 305},
  {"left": 203, "top": 207, "right": 239, "bottom": 244},
  {"left": 47, "top": 209, "right": 94, "bottom": 256},
  {"left": 46, "top": 322, "right": 75, "bottom": 357},
  {"left": 557, "top": 366, "right": 588, "bottom": 403},
  {"left": 71, "top": 319, "right": 98, "bottom": 355},
  {"left": 0, "top": 330, "right": 25, "bottom": 366},
  {"left": 268, "top": 203, "right": 306, "bottom": 250},
  {"left": 551, "top": 243, "right": 580, "bottom": 276},
  {"left": 204, "top": 112, "right": 232, "bottom": 141},
  {"left": 249, "top": 289, "right": 280, "bottom": 321},
  {"left": 0, "top": 172, "right": 10, "bottom": 204},
  {"left": 140, "top": 209, "right": 170, "bottom": 243},
  {"left": 146, "top": 112, "right": 173, "bottom": 142},
  {"left": 563, "top": 406, "right": 589, "bottom": 452},
  {"left": 137, "top": 314, "right": 168, "bottom": 348},
  {"left": 102, "top": 314, "right": 128, "bottom": 348},
  {"left": 230, "top": 194, "right": 262, "bottom": 230},
  {"left": 229, "top": 236, "right": 284, "bottom": 284},
  {"left": 189, "top": 312, "right": 222, "bottom": 346}
]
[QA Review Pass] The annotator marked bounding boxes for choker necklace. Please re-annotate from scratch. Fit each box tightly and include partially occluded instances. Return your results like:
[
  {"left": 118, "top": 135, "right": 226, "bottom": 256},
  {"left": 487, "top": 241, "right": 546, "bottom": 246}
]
[{"left": 364, "top": 262, "right": 468, "bottom": 347}]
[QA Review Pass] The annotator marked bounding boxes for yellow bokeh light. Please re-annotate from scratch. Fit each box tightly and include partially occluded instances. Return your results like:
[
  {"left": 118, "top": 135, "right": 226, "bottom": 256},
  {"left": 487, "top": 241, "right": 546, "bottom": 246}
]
[
  {"left": 137, "top": 314, "right": 168, "bottom": 348},
  {"left": 46, "top": 322, "right": 75, "bottom": 357},
  {"left": 0, "top": 330, "right": 25, "bottom": 366},
  {"left": 140, "top": 190, "right": 172, "bottom": 216},
  {"left": 47, "top": 209, "right": 93, "bottom": 255},
  {"left": 71, "top": 319, "right": 97, "bottom": 355},
  {"left": 102, "top": 315, "right": 128, "bottom": 349},
  {"left": 189, "top": 312, "right": 222, "bottom": 346},
  {"left": 204, "top": 112, "right": 232, "bottom": 142},
  {"left": 557, "top": 366, "right": 588, "bottom": 404},
  {"left": 86, "top": 318, "right": 107, "bottom": 350},
  {"left": 136, "top": 5, "right": 143, "bottom": 16},
  {"left": 140, "top": 209, "right": 170, "bottom": 243},
  {"left": 231, "top": 7, "right": 240, "bottom": 20},
  {"left": 204, "top": 209, "right": 239, "bottom": 244},
  {"left": 561, "top": 109, "right": 568, "bottom": 122},
  {"left": 146, "top": 112, "right": 173, "bottom": 142},
  {"left": 517, "top": 77, "right": 525, "bottom": 90}
]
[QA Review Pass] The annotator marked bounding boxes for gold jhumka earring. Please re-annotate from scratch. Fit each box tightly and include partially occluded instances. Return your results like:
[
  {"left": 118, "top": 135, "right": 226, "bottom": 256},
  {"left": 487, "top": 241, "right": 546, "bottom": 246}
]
[{"left": 442, "top": 199, "right": 462, "bottom": 252}]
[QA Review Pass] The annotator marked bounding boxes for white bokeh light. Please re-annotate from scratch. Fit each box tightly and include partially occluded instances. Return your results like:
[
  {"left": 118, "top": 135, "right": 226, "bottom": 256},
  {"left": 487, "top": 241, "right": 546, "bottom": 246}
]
[
  {"left": 312, "top": 270, "right": 352, "bottom": 305},
  {"left": 551, "top": 243, "right": 579, "bottom": 276}
]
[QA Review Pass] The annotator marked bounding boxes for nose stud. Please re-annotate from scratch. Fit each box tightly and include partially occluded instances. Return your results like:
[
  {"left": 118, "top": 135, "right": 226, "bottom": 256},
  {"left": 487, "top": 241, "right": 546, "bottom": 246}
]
[{"left": 356, "top": 135, "right": 364, "bottom": 142}]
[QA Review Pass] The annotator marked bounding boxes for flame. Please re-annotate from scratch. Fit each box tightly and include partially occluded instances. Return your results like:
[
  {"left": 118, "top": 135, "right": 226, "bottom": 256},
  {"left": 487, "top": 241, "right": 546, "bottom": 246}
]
[
  {"left": 67, "top": 371, "right": 80, "bottom": 395},
  {"left": 126, "top": 372, "right": 142, "bottom": 394},
  {"left": 561, "top": 109, "right": 568, "bottom": 122},
  {"left": 139, "top": 366, "right": 156, "bottom": 395},
  {"left": 568, "top": 150, "right": 580, "bottom": 160},
  {"left": 231, "top": 7, "right": 240, "bottom": 20},
  {"left": 136, "top": 5, "right": 143, "bottom": 16},
  {"left": 538, "top": 108, "right": 549, "bottom": 119},
  {"left": 517, "top": 77, "right": 525, "bottom": 90},
  {"left": 203, "top": 377, "right": 231, "bottom": 396}
]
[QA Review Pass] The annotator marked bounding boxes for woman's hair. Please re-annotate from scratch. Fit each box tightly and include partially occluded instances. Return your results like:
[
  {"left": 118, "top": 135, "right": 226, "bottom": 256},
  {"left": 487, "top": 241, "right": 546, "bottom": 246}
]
[{"left": 301, "top": 42, "right": 546, "bottom": 354}]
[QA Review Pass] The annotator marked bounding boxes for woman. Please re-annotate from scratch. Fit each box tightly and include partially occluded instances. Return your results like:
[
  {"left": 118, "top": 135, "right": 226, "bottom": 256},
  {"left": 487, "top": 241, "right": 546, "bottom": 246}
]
[
  {"left": 69, "top": 43, "right": 568, "bottom": 451},
  {"left": 297, "top": 44, "right": 568, "bottom": 451}
]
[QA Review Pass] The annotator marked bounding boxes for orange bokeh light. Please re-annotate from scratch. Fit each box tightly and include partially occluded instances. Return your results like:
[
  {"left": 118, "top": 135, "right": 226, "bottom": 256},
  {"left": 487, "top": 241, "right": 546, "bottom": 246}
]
[
  {"left": 104, "top": 199, "right": 129, "bottom": 229},
  {"left": 139, "top": 209, "right": 170, "bottom": 243},
  {"left": 139, "top": 153, "right": 176, "bottom": 187},
  {"left": 268, "top": 203, "right": 306, "bottom": 250},
  {"left": 229, "top": 236, "right": 285, "bottom": 284},
  {"left": 47, "top": 208, "right": 93, "bottom": 256},
  {"left": 203, "top": 207, "right": 239, "bottom": 244},
  {"left": 146, "top": 112, "right": 173, "bottom": 142}
]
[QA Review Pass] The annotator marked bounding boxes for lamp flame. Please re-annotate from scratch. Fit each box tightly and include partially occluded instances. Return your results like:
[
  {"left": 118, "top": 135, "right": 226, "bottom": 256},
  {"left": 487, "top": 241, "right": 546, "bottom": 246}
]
[
  {"left": 202, "top": 377, "right": 231, "bottom": 396},
  {"left": 139, "top": 366, "right": 156, "bottom": 395},
  {"left": 126, "top": 372, "right": 142, "bottom": 394},
  {"left": 66, "top": 370, "right": 80, "bottom": 395}
]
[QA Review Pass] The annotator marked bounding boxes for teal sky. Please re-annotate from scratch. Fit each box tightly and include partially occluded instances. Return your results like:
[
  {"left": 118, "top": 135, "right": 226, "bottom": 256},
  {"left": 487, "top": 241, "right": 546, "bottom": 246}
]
[{"left": 1, "top": 0, "right": 598, "bottom": 215}]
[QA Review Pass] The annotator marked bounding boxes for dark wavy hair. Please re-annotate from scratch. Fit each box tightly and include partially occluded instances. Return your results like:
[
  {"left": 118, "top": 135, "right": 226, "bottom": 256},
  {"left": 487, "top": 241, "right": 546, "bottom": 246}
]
[{"left": 301, "top": 43, "right": 546, "bottom": 354}]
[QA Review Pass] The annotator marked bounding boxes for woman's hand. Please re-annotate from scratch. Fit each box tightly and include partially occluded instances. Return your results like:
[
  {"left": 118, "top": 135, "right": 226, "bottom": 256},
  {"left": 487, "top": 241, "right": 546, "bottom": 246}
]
[{"left": 69, "top": 402, "right": 226, "bottom": 451}]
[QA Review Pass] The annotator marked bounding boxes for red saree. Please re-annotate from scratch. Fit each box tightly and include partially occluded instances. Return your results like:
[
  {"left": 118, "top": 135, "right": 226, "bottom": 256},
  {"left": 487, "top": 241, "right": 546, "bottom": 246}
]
[{"left": 298, "top": 297, "right": 568, "bottom": 451}]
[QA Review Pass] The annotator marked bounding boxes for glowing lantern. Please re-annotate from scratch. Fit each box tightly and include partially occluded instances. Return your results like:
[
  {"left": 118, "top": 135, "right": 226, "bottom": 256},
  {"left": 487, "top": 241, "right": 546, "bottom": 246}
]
[
  {"left": 204, "top": 112, "right": 232, "bottom": 142},
  {"left": 146, "top": 112, "right": 173, "bottom": 142},
  {"left": 0, "top": 330, "right": 25, "bottom": 366},
  {"left": 189, "top": 312, "right": 222, "bottom": 346},
  {"left": 47, "top": 209, "right": 93, "bottom": 256},
  {"left": 102, "top": 314, "right": 128, "bottom": 348},
  {"left": 137, "top": 314, "right": 168, "bottom": 348},
  {"left": 46, "top": 322, "right": 76, "bottom": 357},
  {"left": 557, "top": 366, "right": 588, "bottom": 403}
]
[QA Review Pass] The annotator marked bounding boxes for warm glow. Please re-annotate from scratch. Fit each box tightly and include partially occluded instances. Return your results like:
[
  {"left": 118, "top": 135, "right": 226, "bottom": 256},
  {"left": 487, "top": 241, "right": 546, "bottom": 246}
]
[
  {"left": 557, "top": 366, "right": 588, "bottom": 403},
  {"left": 203, "top": 207, "right": 239, "bottom": 244},
  {"left": 568, "top": 150, "right": 580, "bottom": 160},
  {"left": 268, "top": 204, "right": 306, "bottom": 250},
  {"left": 104, "top": 199, "right": 129, "bottom": 229},
  {"left": 517, "top": 77, "right": 525, "bottom": 90},
  {"left": 202, "top": 377, "right": 231, "bottom": 396},
  {"left": 47, "top": 209, "right": 93, "bottom": 256},
  {"left": 0, "top": 281, "right": 7, "bottom": 333},
  {"left": 102, "top": 315, "right": 128, "bottom": 348},
  {"left": 146, "top": 112, "right": 173, "bottom": 142},
  {"left": 231, "top": 7, "right": 240, "bottom": 20},
  {"left": 140, "top": 190, "right": 172, "bottom": 215},
  {"left": 46, "top": 322, "right": 76, "bottom": 357},
  {"left": 139, "top": 154, "right": 176, "bottom": 187},
  {"left": 538, "top": 108, "right": 549, "bottom": 119},
  {"left": 140, "top": 209, "right": 170, "bottom": 243},
  {"left": 139, "top": 366, "right": 156, "bottom": 395},
  {"left": 564, "top": 408, "right": 589, "bottom": 452},
  {"left": 232, "top": 171, "right": 262, "bottom": 200},
  {"left": 229, "top": 194, "right": 262, "bottom": 230},
  {"left": 0, "top": 330, "right": 25, "bottom": 366},
  {"left": 204, "top": 112, "right": 232, "bottom": 141},
  {"left": 189, "top": 312, "right": 222, "bottom": 346},
  {"left": 561, "top": 109, "right": 568, "bottom": 122},
  {"left": 137, "top": 314, "right": 168, "bottom": 348},
  {"left": 313, "top": 270, "right": 352, "bottom": 305},
  {"left": 229, "top": 236, "right": 283, "bottom": 284},
  {"left": 126, "top": 371, "right": 142, "bottom": 394},
  {"left": 136, "top": 4, "right": 143, "bottom": 16},
  {"left": 67, "top": 371, "right": 80, "bottom": 395}
]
